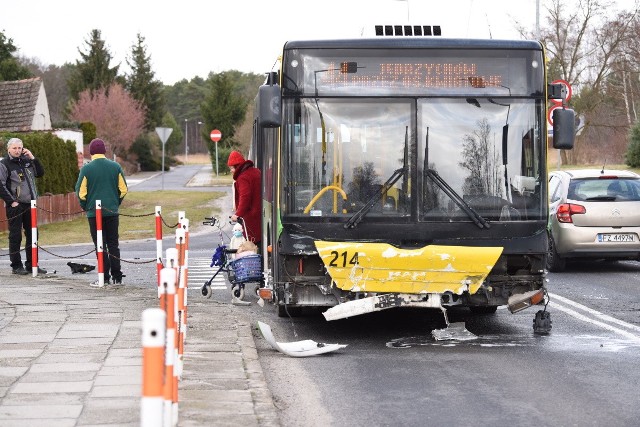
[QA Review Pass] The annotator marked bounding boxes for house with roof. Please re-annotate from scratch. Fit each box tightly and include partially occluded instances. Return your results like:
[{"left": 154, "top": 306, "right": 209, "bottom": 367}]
[
  {"left": 0, "top": 77, "right": 52, "bottom": 132},
  {"left": 0, "top": 77, "right": 84, "bottom": 168}
]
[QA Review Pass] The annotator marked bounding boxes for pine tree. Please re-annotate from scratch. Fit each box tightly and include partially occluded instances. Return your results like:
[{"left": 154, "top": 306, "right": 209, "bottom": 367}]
[
  {"left": 0, "top": 30, "right": 32, "bottom": 81},
  {"left": 201, "top": 72, "right": 248, "bottom": 151},
  {"left": 125, "top": 33, "right": 165, "bottom": 131},
  {"left": 68, "top": 29, "right": 120, "bottom": 100}
]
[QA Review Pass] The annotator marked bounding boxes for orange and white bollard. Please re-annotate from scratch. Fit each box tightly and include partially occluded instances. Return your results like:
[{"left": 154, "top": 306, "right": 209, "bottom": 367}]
[
  {"left": 174, "top": 227, "right": 186, "bottom": 379},
  {"left": 95, "top": 200, "right": 105, "bottom": 286},
  {"left": 159, "top": 267, "right": 178, "bottom": 426},
  {"left": 162, "top": 248, "right": 178, "bottom": 301},
  {"left": 181, "top": 218, "right": 190, "bottom": 341},
  {"left": 30, "top": 200, "right": 38, "bottom": 277},
  {"left": 155, "top": 206, "right": 163, "bottom": 288},
  {"left": 141, "top": 308, "right": 166, "bottom": 427}
]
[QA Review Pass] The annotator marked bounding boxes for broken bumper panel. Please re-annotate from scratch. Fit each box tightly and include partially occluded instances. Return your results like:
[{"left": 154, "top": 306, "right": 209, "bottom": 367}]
[{"left": 323, "top": 293, "right": 443, "bottom": 321}]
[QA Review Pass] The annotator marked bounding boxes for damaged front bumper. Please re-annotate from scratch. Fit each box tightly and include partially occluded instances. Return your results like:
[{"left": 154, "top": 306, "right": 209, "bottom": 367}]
[{"left": 322, "top": 288, "right": 547, "bottom": 321}]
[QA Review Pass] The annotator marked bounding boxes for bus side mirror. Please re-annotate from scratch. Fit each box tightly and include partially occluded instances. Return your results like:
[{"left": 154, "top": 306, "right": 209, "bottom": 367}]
[
  {"left": 258, "top": 84, "right": 281, "bottom": 128},
  {"left": 552, "top": 108, "right": 575, "bottom": 150}
]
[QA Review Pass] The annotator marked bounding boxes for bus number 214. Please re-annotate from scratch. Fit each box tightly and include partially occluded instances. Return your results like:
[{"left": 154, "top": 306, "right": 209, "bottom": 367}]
[{"left": 328, "top": 251, "right": 359, "bottom": 267}]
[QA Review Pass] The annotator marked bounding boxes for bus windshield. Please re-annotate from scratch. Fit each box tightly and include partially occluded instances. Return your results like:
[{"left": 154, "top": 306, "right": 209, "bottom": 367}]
[{"left": 280, "top": 46, "right": 545, "bottom": 224}]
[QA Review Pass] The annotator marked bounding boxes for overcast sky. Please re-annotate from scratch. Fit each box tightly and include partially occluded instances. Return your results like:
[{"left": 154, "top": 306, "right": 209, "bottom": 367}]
[{"left": 1, "top": 0, "right": 637, "bottom": 85}]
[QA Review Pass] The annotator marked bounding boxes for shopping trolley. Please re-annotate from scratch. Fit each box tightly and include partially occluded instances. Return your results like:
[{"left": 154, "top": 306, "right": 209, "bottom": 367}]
[{"left": 200, "top": 217, "right": 263, "bottom": 300}]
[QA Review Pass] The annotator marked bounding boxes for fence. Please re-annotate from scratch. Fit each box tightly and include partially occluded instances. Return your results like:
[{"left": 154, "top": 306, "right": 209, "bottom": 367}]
[{"left": 0, "top": 192, "right": 82, "bottom": 232}]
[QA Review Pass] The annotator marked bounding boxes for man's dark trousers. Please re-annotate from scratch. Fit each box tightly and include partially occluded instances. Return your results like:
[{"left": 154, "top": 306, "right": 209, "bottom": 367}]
[
  {"left": 88, "top": 215, "right": 122, "bottom": 282},
  {"left": 7, "top": 203, "right": 32, "bottom": 270}
]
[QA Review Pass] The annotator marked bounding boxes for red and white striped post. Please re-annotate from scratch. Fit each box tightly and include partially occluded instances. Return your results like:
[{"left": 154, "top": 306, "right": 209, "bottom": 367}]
[
  {"left": 141, "top": 308, "right": 166, "bottom": 427},
  {"left": 30, "top": 200, "right": 38, "bottom": 277},
  {"left": 95, "top": 200, "right": 105, "bottom": 286},
  {"left": 160, "top": 267, "right": 177, "bottom": 426},
  {"left": 155, "top": 206, "right": 163, "bottom": 288}
]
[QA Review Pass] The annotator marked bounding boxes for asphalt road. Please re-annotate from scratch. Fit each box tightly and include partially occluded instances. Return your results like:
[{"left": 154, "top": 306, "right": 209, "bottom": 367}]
[{"left": 30, "top": 165, "right": 640, "bottom": 427}]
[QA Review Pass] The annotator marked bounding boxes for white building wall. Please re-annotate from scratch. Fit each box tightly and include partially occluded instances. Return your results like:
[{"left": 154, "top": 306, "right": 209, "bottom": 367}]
[
  {"left": 53, "top": 129, "right": 84, "bottom": 169},
  {"left": 30, "top": 83, "right": 52, "bottom": 130},
  {"left": 53, "top": 129, "right": 83, "bottom": 152}
]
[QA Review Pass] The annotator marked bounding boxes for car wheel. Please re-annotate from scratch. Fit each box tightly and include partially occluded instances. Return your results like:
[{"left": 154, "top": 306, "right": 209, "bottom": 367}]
[{"left": 546, "top": 234, "right": 566, "bottom": 272}]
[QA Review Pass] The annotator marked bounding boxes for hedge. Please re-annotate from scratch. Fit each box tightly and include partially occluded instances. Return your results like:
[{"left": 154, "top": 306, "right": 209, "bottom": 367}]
[{"left": 0, "top": 132, "right": 79, "bottom": 195}]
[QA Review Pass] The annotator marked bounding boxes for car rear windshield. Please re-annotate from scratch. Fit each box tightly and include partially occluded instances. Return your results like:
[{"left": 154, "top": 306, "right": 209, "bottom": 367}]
[{"left": 568, "top": 178, "right": 640, "bottom": 201}]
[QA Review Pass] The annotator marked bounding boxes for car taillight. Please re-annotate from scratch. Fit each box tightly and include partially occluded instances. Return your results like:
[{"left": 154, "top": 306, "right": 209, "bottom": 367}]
[{"left": 556, "top": 203, "right": 586, "bottom": 223}]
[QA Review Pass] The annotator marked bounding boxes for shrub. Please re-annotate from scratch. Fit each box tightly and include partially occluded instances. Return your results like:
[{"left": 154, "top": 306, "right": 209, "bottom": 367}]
[{"left": 0, "top": 132, "right": 79, "bottom": 194}]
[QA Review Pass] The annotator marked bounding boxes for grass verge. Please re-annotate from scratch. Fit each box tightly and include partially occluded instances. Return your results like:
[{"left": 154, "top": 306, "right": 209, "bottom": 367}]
[{"left": 1, "top": 190, "right": 227, "bottom": 247}]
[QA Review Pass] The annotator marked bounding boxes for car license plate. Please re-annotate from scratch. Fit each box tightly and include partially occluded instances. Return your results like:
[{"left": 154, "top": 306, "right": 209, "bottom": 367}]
[{"left": 598, "top": 233, "right": 636, "bottom": 242}]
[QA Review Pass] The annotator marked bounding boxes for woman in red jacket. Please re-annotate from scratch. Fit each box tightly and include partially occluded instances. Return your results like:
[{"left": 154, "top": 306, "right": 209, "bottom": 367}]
[{"left": 228, "top": 151, "right": 261, "bottom": 248}]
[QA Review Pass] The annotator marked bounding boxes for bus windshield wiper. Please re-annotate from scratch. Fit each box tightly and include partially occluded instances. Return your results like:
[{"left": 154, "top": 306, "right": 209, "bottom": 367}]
[
  {"left": 345, "top": 167, "right": 405, "bottom": 229},
  {"left": 425, "top": 168, "right": 490, "bottom": 229}
]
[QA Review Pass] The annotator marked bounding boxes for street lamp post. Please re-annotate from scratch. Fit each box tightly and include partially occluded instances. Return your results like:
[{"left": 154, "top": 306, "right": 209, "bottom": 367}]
[
  {"left": 184, "top": 119, "right": 189, "bottom": 163},
  {"left": 536, "top": 0, "right": 540, "bottom": 39},
  {"left": 197, "top": 121, "right": 202, "bottom": 154}
]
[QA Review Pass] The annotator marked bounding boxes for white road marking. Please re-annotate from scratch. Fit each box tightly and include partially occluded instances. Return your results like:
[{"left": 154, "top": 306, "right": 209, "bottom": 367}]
[
  {"left": 549, "top": 293, "right": 640, "bottom": 342},
  {"left": 550, "top": 293, "right": 640, "bottom": 333},
  {"left": 187, "top": 257, "right": 228, "bottom": 290}
]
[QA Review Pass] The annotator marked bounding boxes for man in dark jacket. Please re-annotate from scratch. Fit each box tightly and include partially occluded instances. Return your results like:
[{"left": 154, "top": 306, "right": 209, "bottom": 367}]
[
  {"left": 0, "top": 137, "right": 45, "bottom": 275},
  {"left": 227, "top": 150, "right": 261, "bottom": 248},
  {"left": 75, "top": 138, "right": 128, "bottom": 287}
]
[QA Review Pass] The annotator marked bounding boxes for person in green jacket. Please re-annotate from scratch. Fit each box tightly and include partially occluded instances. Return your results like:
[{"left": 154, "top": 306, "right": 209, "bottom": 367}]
[{"left": 75, "top": 138, "right": 128, "bottom": 287}]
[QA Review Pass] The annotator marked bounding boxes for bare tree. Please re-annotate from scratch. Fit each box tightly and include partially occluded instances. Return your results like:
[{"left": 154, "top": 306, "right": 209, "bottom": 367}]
[
  {"left": 617, "top": 11, "right": 640, "bottom": 126},
  {"left": 523, "top": 0, "right": 639, "bottom": 165},
  {"left": 459, "top": 118, "right": 502, "bottom": 197}
]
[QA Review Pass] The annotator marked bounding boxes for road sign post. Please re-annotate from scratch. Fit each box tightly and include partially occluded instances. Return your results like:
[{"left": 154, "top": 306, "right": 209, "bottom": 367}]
[
  {"left": 155, "top": 127, "right": 173, "bottom": 190},
  {"left": 210, "top": 129, "right": 222, "bottom": 177}
]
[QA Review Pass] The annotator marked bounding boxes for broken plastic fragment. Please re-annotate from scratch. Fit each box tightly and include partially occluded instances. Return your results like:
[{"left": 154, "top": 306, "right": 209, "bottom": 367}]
[
  {"left": 431, "top": 322, "right": 477, "bottom": 341},
  {"left": 257, "top": 321, "right": 347, "bottom": 357}
]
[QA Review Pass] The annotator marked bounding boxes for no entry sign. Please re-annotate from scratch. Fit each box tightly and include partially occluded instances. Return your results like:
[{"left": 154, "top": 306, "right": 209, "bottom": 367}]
[{"left": 210, "top": 129, "right": 222, "bottom": 142}]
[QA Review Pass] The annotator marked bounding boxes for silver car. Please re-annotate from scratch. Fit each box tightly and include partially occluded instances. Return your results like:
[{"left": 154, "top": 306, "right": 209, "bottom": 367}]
[{"left": 547, "top": 169, "right": 640, "bottom": 271}]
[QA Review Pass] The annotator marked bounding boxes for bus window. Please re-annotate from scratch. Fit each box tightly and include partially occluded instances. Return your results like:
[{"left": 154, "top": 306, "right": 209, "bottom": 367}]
[
  {"left": 418, "top": 98, "right": 544, "bottom": 222},
  {"left": 282, "top": 99, "right": 412, "bottom": 217}
]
